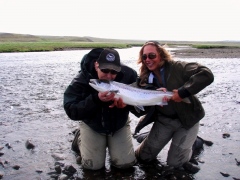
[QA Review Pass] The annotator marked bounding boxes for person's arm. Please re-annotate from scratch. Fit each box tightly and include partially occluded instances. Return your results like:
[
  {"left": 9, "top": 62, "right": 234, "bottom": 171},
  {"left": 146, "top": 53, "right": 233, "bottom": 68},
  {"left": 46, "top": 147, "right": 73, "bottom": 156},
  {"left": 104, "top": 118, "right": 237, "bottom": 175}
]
[
  {"left": 176, "top": 61, "right": 214, "bottom": 99},
  {"left": 63, "top": 74, "right": 101, "bottom": 120}
]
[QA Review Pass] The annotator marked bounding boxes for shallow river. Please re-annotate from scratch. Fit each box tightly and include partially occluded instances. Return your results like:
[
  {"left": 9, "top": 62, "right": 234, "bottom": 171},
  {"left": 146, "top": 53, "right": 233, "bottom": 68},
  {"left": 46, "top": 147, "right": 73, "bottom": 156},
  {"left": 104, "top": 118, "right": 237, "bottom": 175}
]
[{"left": 0, "top": 47, "right": 239, "bottom": 179}]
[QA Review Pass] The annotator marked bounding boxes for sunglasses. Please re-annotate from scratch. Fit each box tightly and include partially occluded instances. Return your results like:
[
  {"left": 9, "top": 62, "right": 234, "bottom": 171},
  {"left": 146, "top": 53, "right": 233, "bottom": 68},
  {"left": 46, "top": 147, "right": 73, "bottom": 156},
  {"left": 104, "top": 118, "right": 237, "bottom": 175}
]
[
  {"left": 100, "top": 69, "right": 118, "bottom": 75},
  {"left": 141, "top": 53, "right": 157, "bottom": 61}
]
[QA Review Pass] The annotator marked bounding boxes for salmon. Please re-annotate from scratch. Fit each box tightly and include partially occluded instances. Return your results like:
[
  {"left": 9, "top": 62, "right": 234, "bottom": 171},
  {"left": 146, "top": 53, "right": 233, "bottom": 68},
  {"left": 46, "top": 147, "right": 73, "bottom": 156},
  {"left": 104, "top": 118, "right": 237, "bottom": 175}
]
[{"left": 89, "top": 79, "right": 180, "bottom": 111}]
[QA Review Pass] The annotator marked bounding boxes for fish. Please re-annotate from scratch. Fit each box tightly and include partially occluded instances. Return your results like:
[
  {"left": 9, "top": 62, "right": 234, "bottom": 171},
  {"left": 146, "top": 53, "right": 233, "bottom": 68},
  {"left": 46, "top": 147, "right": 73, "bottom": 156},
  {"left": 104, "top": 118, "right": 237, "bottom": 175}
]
[{"left": 89, "top": 79, "right": 189, "bottom": 111}]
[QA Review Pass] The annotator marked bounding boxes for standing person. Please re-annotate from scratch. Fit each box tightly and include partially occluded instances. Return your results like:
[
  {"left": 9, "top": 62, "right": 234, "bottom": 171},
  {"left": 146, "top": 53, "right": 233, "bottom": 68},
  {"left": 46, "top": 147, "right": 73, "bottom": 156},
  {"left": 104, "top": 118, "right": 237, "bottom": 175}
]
[
  {"left": 134, "top": 41, "right": 214, "bottom": 173},
  {"left": 64, "top": 48, "right": 138, "bottom": 170}
]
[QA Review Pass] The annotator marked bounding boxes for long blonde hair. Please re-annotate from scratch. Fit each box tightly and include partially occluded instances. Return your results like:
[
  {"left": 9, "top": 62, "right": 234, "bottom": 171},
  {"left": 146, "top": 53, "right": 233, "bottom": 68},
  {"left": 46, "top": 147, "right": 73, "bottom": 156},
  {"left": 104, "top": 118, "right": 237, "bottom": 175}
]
[{"left": 137, "top": 41, "right": 173, "bottom": 85}]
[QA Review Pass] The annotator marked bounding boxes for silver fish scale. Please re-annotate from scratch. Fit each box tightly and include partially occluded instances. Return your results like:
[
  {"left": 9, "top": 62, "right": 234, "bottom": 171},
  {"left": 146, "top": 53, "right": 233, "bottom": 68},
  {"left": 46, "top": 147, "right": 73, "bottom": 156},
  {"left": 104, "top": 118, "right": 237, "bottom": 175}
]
[
  {"left": 110, "top": 81, "right": 173, "bottom": 101},
  {"left": 89, "top": 79, "right": 174, "bottom": 106}
]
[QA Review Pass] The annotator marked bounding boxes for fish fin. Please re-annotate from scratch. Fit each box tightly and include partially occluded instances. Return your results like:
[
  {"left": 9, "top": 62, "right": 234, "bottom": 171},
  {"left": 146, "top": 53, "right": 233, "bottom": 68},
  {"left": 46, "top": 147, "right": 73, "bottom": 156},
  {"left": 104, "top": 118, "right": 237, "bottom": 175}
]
[
  {"left": 134, "top": 106, "right": 145, "bottom": 113},
  {"left": 107, "top": 90, "right": 119, "bottom": 96},
  {"left": 156, "top": 102, "right": 168, "bottom": 106},
  {"left": 109, "top": 90, "right": 119, "bottom": 93},
  {"left": 134, "top": 106, "right": 140, "bottom": 113}
]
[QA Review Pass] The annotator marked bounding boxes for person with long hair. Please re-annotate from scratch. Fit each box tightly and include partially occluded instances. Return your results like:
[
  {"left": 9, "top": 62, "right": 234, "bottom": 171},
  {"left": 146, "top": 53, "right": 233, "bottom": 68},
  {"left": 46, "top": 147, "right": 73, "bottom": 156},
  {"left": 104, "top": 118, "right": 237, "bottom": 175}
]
[{"left": 134, "top": 41, "right": 214, "bottom": 173}]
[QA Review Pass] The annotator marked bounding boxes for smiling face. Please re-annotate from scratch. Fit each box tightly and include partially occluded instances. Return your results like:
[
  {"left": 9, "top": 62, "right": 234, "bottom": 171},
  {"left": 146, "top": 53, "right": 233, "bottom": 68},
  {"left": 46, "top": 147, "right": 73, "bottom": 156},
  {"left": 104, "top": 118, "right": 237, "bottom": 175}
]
[{"left": 142, "top": 45, "right": 161, "bottom": 72}]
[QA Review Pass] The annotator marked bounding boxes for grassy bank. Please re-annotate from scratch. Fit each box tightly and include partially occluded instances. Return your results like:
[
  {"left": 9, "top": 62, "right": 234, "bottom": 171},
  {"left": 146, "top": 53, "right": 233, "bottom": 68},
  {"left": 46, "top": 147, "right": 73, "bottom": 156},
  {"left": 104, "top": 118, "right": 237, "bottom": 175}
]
[
  {"left": 192, "top": 44, "right": 240, "bottom": 49},
  {"left": 1, "top": 33, "right": 240, "bottom": 53},
  {"left": 0, "top": 42, "right": 133, "bottom": 53}
]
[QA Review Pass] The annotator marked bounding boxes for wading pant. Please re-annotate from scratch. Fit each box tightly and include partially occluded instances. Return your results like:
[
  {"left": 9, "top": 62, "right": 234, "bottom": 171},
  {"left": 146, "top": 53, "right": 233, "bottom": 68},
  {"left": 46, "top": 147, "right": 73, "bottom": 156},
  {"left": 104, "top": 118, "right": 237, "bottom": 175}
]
[
  {"left": 135, "top": 115, "right": 199, "bottom": 167},
  {"left": 78, "top": 120, "right": 136, "bottom": 170}
]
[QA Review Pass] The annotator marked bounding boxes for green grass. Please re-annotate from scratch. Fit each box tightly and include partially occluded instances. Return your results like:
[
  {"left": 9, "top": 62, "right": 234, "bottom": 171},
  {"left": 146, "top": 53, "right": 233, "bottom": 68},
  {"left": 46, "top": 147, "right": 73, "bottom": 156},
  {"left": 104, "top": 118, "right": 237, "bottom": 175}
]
[
  {"left": 192, "top": 44, "right": 240, "bottom": 49},
  {"left": 0, "top": 42, "right": 132, "bottom": 53},
  {"left": 1, "top": 32, "right": 240, "bottom": 52}
]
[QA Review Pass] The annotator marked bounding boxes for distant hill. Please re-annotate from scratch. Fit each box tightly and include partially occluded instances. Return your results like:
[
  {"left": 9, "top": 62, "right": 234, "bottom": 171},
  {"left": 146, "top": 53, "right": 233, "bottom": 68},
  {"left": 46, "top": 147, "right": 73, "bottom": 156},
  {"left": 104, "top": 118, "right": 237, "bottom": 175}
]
[
  {"left": 1, "top": 32, "right": 240, "bottom": 46},
  {"left": 0, "top": 32, "right": 146, "bottom": 44},
  {"left": 0, "top": 32, "right": 93, "bottom": 42}
]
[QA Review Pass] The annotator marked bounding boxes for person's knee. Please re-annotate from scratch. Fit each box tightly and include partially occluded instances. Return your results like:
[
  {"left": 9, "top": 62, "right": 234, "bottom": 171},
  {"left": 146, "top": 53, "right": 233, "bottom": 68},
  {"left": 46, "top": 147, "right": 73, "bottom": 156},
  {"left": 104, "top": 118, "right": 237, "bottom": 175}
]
[
  {"left": 167, "top": 146, "right": 192, "bottom": 167},
  {"left": 136, "top": 150, "right": 159, "bottom": 165},
  {"left": 135, "top": 142, "right": 159, "bottom": 163},
  {"left": 81, "top": 158, "right": 105, "bottom": 170}
]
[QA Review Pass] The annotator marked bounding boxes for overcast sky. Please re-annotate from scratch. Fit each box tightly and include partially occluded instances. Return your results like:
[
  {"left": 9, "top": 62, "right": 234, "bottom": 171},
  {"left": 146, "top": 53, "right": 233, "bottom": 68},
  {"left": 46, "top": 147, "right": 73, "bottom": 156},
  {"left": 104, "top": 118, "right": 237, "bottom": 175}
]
[{"left": 0, "top": 0, "right": 240, "bottom": 41}]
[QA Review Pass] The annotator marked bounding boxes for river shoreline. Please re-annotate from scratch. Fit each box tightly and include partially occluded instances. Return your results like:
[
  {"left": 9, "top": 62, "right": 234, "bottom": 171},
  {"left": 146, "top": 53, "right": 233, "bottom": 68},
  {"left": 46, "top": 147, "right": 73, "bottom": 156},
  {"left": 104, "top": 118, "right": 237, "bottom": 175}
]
[
  {"left": 60, "top": 47, "right": 240, "bottom": 59},
  {"left": 172, "top": 47, "right": 240, "bottom": 58},
  {"left": 1, "top": 46, "right": 240, "bottom": 59}
]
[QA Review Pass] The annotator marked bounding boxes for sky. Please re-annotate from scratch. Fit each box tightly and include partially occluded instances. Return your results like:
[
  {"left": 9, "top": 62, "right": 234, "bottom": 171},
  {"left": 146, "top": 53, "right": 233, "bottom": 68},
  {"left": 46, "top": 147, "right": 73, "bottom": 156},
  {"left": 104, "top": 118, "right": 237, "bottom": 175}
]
[{"left": 0, "top": 0, "right": 240, "bottom": 41}]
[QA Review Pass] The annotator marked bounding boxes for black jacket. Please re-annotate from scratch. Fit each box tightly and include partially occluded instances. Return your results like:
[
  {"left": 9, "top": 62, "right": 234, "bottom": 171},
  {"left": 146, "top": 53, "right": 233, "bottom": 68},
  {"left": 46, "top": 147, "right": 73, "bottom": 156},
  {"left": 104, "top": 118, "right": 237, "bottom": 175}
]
[{"left": 63, "top": 48, "right": 138, "bottom": 135}]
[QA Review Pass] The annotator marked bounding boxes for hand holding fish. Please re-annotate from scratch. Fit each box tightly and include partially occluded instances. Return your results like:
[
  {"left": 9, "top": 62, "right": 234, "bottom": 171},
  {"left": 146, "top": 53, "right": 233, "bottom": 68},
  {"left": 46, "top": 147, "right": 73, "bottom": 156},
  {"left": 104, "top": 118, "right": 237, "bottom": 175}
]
[
  {"left": 171, "top": 89, "right": 182, "bottom": 102},
  {"left": 98, "top": 91, "right": 115, "bottom": 102},
  {"left": 109, "top": 97, "right": 127, "bottom": 109},
  {"left": 156, "top": 87, "right": 170, "bottom": 106}
]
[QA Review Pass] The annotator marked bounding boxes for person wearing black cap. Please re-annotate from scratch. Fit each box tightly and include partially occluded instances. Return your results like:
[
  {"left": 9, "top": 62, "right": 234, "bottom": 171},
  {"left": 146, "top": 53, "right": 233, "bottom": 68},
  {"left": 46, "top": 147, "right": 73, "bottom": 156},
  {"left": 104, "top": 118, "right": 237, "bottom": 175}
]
[
  {"left": 63, "top": 48, "right": 138, "bottom": 170},
  {"left": 134, "top": 41, "right": 214, "bottom": 173}
]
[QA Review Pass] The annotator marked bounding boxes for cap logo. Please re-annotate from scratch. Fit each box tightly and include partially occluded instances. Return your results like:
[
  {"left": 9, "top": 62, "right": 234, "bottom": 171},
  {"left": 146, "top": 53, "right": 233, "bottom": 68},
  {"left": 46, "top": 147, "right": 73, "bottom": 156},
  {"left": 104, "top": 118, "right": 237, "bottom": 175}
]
[{"left": 106, "top": 53, "right": 115, "bottom": 62}]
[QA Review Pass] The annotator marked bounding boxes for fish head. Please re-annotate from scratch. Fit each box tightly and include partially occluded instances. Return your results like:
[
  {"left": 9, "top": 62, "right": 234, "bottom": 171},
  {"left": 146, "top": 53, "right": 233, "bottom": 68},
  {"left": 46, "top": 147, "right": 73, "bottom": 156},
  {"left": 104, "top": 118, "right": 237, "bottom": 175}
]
[{"left": 89, "top": 79, "right": 112, "bottom": 92}]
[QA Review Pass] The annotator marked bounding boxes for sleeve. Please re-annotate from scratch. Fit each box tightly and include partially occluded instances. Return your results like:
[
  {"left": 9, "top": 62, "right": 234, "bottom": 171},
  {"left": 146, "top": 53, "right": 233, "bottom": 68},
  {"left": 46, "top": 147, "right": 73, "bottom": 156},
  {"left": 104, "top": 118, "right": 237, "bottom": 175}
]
[
  {"left": 177, "top": 61, "right": 214, "bottom": 98},
  {"left": 63, "top": 74, "right": 101, "bottom": 120}
]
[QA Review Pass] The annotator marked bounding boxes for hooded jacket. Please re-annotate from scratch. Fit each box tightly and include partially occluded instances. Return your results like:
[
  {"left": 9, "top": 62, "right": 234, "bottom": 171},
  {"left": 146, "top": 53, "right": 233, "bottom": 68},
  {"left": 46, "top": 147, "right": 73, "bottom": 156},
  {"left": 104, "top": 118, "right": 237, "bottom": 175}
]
[
  {"left": 64, "top": 48, "right": 138, "bottom": 135},
  {"left": 134, "top": 60, "right": 214, "bottom": 134}
]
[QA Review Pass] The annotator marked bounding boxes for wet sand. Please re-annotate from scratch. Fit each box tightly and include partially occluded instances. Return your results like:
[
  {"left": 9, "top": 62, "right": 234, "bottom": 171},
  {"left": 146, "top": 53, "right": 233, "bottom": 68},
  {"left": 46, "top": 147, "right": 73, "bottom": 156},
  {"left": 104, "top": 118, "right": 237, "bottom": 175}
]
[{"left": 0, "top": 48, "right": 240, "bottom": 179}]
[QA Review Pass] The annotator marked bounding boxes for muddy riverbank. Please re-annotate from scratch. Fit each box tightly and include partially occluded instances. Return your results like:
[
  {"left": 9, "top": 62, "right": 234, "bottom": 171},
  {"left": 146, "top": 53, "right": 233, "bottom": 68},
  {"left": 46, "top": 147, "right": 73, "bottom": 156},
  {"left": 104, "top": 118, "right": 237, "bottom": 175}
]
[
  {"left": 172, "top": 47, "right": 240, "bottom": 58},
  {"left": 0, "top": 48, "right": 239, "bottom": 179}
]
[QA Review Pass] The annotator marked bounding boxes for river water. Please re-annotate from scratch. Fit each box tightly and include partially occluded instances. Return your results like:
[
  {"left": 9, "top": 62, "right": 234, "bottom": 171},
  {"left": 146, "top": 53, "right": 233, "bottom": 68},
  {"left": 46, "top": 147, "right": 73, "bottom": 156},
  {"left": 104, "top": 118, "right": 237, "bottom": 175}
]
[{"left": 0, "top": 47, "right": 239, "bottom": 179}]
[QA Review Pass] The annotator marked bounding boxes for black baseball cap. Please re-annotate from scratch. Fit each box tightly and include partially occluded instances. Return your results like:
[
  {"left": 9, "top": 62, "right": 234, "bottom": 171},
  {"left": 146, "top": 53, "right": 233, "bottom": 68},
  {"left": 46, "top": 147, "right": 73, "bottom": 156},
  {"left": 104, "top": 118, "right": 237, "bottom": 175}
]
[{"left": 97, "top": 48, "right": 121, "bottom": 72}]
